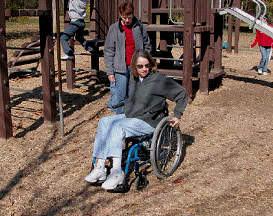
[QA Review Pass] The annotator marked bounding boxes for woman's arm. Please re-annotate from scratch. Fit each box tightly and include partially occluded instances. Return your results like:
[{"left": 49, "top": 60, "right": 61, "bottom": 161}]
[
  {"left": 104, "top": 25, "right": 116, "bottom": 76},
  {"left": 141, "top": 25, "right": 151, "bottom": 53}
]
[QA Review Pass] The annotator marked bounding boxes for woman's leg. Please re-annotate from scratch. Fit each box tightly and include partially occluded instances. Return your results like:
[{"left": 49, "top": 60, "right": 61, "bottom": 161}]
[
  {"left": 85, "top": 114, "right": 127, "bottom": 183},
  {"left": 101, "top": 117, "right": 155, "bottom": 189},
  {"left": 92, "top": 114, "right": 126, "bottom": 159},
  {"left": 105, "top": 117, "right": 155, "bottom": 159},
  {"left": 108, "top": 70, "right": 130, "bottom": 114}
]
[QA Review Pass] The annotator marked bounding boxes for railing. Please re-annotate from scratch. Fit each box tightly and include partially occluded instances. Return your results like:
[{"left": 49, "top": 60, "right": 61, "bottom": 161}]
[
  {"left": 169, "top": 0, "right": 184, "bottom": 25},
  {"left": 216, "top": 0, "right": 267, "bottom": 29},
  {"left": 249, "top": 0, "right": 267, "bottom": 29}
]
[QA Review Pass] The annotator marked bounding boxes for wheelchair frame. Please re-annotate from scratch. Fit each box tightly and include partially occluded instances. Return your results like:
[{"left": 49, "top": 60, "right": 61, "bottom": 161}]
[{"left": 91, "top": 116, "right": 184, "bottom": 192}]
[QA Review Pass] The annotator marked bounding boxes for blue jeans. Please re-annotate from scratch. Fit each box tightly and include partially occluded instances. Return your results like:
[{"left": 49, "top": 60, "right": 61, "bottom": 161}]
[
  {"left": 60, "top": 19, "right": 89, "bottom": 56},
  {"left": 259, "top": 46, "right": 272, "bottom": 72},
  {"left": 108, "top": 66, "right": 130, "bottom": 114},
  {"left": 92, "top": 114, "right": 155, "bottom": 159}
]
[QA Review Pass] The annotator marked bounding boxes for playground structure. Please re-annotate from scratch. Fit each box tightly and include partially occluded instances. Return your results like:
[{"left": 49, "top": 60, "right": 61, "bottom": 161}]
[{"left": 1, "top": 0, "right": 272, "bottom": 139}]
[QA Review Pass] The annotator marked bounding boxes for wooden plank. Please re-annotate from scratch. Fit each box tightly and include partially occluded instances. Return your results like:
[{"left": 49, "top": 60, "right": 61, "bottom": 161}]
[
  {"left": 8, "top": 56, "right": 41, "bottom": 67},
  {"left": 13, "top": 49, "right": 40, "bottom": 57},
  {"left": 145, "top": 24, "right": 213, "bottom": 32},
  {"left": 158, "top": 68, "right": 224, "bottom": 80},
  {"left": 21, "top": 41, "right": 40, "bottom": 48},
  {"left": 208, "top": 68, "right": 225, "bottom": 79},
  {"left": 158, "top": 69, "right": 183, "bottom": 78},
  {"left": 151, "top": 8, "right": 184, "bottom": 14}
]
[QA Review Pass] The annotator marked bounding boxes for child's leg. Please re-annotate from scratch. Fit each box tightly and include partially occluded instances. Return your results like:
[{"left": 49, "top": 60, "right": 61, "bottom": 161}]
[
  {"left": 60, "top": 22, "right": 80, "bottom": 56},
  {"left": 259, "top": 46, "right": 267, "bottom": 70},
  {"left": 263, "top": 47, "right": 272, "bottom": 73},
  {"left": 74, "top": 20, "right": 94, "bottom": 52}
]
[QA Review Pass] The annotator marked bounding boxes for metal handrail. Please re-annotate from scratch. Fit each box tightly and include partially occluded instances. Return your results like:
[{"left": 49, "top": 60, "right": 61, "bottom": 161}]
[
  {"left": 249, "top": 0, "right": 262, "bottom": 29},
  {"left": 169, "top": 0, "right": 184, "bottom": 25},
  {"left": 256, "top": 0, "right": 267, "bottom": 20}
]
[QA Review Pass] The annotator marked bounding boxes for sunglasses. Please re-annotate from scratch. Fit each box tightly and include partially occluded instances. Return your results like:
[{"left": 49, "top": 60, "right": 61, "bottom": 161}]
[{"left": 136, "top": 63, "right": 151, "bottom": 69}]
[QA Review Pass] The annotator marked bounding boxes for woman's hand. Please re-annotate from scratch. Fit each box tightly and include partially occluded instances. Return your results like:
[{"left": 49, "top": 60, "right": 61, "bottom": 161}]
[
  {"left": 169, "top": 117, "right": 180, "bottom": 128},
  {"left": 108, "top": 74, "right": 115, "bottom": 83}
]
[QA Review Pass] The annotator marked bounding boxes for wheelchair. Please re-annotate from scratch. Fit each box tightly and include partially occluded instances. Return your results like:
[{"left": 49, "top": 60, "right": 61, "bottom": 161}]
[{"left": 91, "top": 116, "right": 184, "bottom": 192}]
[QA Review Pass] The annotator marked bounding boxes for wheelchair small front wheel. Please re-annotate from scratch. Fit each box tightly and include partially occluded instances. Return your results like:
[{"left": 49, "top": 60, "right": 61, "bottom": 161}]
[
  {"left": 135, "top": 173, "right": 149, "bottom": 191},
  {"left": 150, "top": 117, "right": 183, "bottom": 179}
]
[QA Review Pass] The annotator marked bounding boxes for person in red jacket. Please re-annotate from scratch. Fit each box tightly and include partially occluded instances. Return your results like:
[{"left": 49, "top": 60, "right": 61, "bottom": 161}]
[{"left": 251, "top": 15, "right": 273, "bottom": 75}]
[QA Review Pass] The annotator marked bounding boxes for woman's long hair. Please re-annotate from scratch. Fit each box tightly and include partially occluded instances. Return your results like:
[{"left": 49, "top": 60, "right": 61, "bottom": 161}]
[{"left": 130, "top": 50, "right": 157, "bottom": 77}]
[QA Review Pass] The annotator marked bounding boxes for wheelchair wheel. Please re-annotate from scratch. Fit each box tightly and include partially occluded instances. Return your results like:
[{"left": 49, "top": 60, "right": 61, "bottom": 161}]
[
  {"left": 150, "top": 117, "right": 183, "bottom": 179},
  {"left": 135, "top": 173, "right": 149, "bottom": 191}
]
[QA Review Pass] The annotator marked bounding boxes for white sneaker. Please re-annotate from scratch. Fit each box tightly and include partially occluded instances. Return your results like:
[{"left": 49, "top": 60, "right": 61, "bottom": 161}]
[
  {"left": 84, "top": 165, "right": 107, "bottom": 183},
  {"left": 61, "top": 54, "right": 74, "bottom": 60},
  {"left": 263, "top": 71, "right": 268, "bottom": 75},
  {"left": 258, "top": 69, "right": 263, "bottom": 75},
  {"left": 101, "top": 169, "right": 124, "bottom": 190}
]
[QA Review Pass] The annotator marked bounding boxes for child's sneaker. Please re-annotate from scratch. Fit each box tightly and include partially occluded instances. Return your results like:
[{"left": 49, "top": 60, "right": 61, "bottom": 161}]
[
  {"left": 258, "top": 69, "right": 263, "bottom": 75},
  {"left": 263, "top": 71, "right": 268, "bottom": 75},
  {"left": 101, "top": 169, "right": 124, "bottom": 190},
  {"left": 61, "top": 54, "right": 74, "bottom": 60}
]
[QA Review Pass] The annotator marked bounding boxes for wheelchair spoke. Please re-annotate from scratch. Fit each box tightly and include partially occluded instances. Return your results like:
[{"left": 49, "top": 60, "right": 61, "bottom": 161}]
[
  {"left": 151, "top": 117, "right": 184, "bottom": 179},
  {"left": 156, "top": 126, "right": 177, "bottom": 171}
]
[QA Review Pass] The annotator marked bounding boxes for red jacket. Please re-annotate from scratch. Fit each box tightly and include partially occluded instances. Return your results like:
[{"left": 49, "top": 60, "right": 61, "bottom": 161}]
[{"left": 251, "top": 29, "right": 273, "bottom": 48}]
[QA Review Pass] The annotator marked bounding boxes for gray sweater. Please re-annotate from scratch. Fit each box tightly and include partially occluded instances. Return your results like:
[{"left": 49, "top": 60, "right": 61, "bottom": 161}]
[
  {"left": 124, "top": 72, "right": 187, "bottom": 128},
  {"left": 69, "top": 0, "right": 88, "bottom": 22},
  {"left": 104, "top": 17, "right": 151, "bottom": 75}
]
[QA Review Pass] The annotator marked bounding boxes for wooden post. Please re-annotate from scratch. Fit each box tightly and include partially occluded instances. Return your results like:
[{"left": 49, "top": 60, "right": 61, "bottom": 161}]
[
  {"left": 89, "top": 0, "right": 97, "bottom": 39},
  {"left": 227, "top": 14, "right": 233, "bottom": 53},
  {"left": 214, "top": 13, "right": 223, "bottom": 70},
  {"left": 200, "top": 31, "right": 210, "bottom": 95},
  {"left": 0, "top": 0, "right": 13, "bottom": 138},
  {"left": 39, "top": 0, "right": 57, "bottom": 122},
  {"left": 150, "top": 0, "right": 159, "bottom": 54},
  {"left": 234, "top": 0, "right": 240, "bottom": 53},
  {"left": 141, "top": 0, "right": 152, "bottom": 24},
  {"left": 64, "top": 0, "right": 75, "bottom": 89},
  {"left": 183, "top": 0, "right": 194, "bottom": 101}
]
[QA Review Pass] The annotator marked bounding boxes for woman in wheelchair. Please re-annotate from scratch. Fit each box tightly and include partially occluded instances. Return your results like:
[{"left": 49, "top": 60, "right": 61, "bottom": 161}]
[{"left": 85, "top": 50, "right": 187, "bottom": 190}]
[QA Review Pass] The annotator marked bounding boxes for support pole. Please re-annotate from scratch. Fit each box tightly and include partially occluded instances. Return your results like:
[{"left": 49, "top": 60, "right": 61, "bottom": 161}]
[
  {"left": 227, "top": 14, "right": 233, "bottom": 53},
  {"left": 0, "top": 0, "right": 13, "bottom": 139},
  {"left": 39, "top": 0, "right": 57, "bottom": 122},
  {"left": 55, "top": 0, "right": 64, "bottom": 136},
  {"left": 64, "top": 0, "right": 75, "bottom": 90},
  {"left": 234, "top": 0, "right": 240, "bottom": 53},
  {"left": 214, "top": 13, "right": 223, "bottom": 70},
  {"left": 200, "top": 31, "right": 210, "bottom": 95},
  {"left": 183, "top": 0, "right": 195, "bottom": 101}
]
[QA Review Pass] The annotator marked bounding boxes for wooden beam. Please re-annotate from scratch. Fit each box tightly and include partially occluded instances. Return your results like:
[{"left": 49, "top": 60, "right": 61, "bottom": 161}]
[{"left": 0, "top": 1, "right": 13, "bottom": 139}]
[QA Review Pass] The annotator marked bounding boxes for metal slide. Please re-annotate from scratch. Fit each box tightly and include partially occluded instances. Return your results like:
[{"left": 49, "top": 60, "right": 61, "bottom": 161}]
[{"left": 220, "top": 0, "right": 273, "bottom": 38}]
